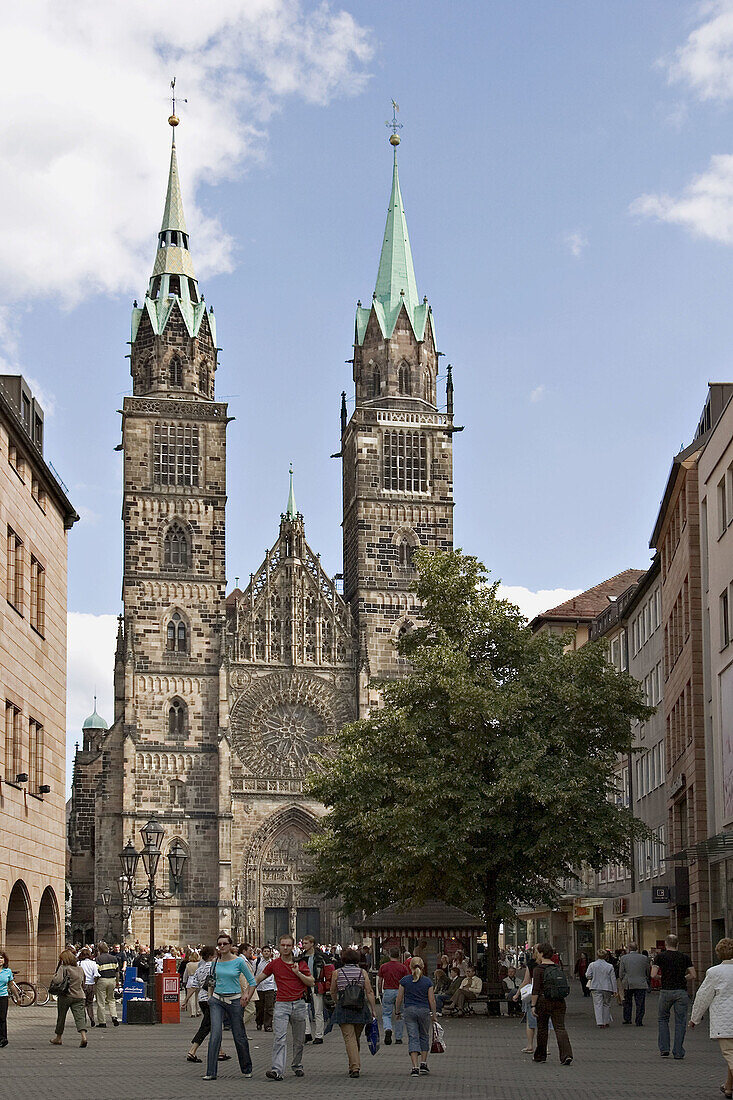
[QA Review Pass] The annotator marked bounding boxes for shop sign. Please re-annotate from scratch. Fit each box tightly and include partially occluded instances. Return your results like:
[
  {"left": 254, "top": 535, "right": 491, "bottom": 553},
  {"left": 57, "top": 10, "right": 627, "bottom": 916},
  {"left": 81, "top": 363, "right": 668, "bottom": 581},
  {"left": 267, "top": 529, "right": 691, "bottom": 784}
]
[
  {"left": 652, "top": 886, "right": 670, "bottom": 904},
  {"left": 573, "top": 904, "right": 592, "bottom": 920},
  {"left": 612, "top": 897, "right": 628, "bottom": 915}
]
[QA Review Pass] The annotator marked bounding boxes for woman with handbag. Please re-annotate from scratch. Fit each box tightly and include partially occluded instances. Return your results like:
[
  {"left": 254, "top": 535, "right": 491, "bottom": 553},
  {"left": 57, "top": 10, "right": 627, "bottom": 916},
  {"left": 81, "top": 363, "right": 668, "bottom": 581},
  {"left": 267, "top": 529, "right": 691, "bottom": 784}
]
[
  {"left": 0, "top": 951, "right": 22, "bottom": 1047},
  {"left": 327, "top": 947, "right": 377, "bottom": 1078},
  {"left": 394, "top": 956, "right": 438, "bottom": 1077},
  {"left": 202, "top": 933, "right": 256, "bottom": 1082},
  {"left": 49, "top": 949, "right": 88, "bottom": 1047}
]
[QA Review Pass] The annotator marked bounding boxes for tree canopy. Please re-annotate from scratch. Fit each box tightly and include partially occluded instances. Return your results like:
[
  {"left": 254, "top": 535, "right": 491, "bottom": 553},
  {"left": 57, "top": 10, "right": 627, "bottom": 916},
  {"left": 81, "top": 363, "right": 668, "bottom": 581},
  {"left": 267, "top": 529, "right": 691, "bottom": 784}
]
[{"left": 307, "top": 550, "right": 652, "bottom": 978}]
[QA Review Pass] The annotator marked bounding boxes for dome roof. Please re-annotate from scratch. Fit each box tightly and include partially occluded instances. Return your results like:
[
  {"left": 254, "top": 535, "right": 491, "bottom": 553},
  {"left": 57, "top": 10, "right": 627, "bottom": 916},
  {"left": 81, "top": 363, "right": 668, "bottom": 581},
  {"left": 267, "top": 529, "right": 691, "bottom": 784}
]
[{"left": 82, "top": 708, "right": 108, "bottom": 731}]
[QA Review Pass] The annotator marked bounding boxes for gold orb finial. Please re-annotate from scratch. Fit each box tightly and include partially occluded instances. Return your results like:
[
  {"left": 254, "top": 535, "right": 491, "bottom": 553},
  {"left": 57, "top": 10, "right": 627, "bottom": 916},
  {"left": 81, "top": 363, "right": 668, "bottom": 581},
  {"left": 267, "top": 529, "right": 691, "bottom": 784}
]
[
  {"left": 168, "top": 114, "right": 179, "bottom": 128},
  {"left": 389, "top": 133, "right": 400, "bottom": 147}
]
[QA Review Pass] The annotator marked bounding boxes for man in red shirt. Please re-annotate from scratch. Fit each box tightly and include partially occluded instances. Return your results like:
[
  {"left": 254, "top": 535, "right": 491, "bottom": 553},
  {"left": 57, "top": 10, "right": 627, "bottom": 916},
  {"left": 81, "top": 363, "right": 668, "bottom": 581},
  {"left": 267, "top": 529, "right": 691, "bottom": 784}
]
[
  {"left": 246, "top": 933, "right": 314, "bottom": 1081},
  {"left": 378, "top": 947, "right": 409, "bottom": 1045}
]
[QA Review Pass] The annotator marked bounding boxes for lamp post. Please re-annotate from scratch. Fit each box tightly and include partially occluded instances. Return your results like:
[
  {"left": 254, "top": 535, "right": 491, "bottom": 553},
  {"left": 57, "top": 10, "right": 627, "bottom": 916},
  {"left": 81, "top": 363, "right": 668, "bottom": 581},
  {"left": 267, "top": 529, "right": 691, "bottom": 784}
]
[
  {"left": 118, "top": 818, "right": 187, "bottom": 1011},
  {"left": 96, "top": 889, "right": 112, "bottom": 939},
  {"left": 116, "top": 875, "right": 133, "bottom": 940}
]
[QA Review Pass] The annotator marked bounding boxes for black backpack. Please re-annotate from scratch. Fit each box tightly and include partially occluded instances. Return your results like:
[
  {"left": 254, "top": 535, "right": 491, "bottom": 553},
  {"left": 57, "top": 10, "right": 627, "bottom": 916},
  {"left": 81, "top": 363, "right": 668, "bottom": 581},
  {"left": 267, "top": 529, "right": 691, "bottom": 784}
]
[
  {"left": 339, "top": 975, "right": 365, "bottom": 1011},
  {"left": 542, "top": 964, "right": 570, "bottom": 1000}
]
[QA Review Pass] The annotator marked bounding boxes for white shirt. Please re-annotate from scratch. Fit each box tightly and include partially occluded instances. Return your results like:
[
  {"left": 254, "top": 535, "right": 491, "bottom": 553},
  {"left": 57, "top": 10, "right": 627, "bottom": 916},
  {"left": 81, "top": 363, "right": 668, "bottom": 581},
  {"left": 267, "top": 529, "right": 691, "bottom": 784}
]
[
  {"left": 255, "top": 956, "right": 276, "bottom": 991},
  {"left": 80, "top": 959, "right": 99, "bottom": 985}
]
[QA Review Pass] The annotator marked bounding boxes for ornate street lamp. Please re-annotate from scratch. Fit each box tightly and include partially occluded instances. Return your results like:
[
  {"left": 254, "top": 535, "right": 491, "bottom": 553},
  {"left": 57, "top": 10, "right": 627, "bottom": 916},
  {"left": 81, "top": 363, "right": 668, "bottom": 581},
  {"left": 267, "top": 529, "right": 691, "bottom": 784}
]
[
  {"left": 140, "top": 817, "right": 165, "bottom": 852},
  {"left": 119, "top": 839, "right": 140, "bottom": 881}
]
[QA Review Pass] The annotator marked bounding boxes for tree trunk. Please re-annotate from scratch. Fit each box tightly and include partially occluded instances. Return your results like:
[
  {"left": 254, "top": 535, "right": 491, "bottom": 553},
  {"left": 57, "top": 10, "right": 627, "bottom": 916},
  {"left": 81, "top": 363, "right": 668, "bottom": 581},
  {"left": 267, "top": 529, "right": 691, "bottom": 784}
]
[{"left": 483, "top": 875, "right": 501, "bottom": 991}]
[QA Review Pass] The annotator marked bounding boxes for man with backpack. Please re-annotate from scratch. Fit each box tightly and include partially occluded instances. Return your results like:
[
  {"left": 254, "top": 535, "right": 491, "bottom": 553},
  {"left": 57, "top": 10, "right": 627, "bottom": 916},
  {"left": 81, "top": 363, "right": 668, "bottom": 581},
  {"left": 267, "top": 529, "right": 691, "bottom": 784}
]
[{"left": 531, "top": 942, "right": 573, "bottom": 1066}]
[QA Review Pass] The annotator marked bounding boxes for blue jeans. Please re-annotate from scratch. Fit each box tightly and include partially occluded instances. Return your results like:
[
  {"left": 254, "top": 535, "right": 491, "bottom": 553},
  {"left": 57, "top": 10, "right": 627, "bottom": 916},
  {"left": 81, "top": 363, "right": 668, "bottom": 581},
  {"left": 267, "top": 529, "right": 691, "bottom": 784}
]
[
  {"left": 403, "top": 1005, "right": 431, "bottom": 1055},
  {"left": 206, "top": 997, "right": 252, "bottom": 1079},
  {"left": 381, "top": 989, "right": 403, "bottom": 1040},
  {"left": 658, "top": 989, "right": 689, "bottom": 1058}
]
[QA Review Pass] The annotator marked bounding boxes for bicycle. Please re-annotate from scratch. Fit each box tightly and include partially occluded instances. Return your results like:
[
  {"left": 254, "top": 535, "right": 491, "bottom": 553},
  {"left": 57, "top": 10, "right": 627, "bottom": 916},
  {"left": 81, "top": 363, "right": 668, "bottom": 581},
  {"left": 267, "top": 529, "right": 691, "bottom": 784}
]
[{"left": 9, "top": 980, "right": 50, "bottom": 1007}]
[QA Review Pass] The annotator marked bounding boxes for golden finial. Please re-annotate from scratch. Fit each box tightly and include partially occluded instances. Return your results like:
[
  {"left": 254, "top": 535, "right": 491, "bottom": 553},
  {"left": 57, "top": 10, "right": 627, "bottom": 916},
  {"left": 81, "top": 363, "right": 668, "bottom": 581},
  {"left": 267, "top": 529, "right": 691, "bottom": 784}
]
[
  {"left": 168, "top": 76, "right": 186, "bottom": 128},
  {"left": 386, "top": 99, "right": 402, "bottom": 146}
]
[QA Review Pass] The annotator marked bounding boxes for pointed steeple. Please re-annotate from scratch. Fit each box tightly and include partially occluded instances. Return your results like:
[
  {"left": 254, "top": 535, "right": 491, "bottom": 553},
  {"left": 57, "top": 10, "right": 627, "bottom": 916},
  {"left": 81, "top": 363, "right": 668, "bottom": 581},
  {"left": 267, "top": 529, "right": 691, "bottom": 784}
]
[
  {"left": 160, "top": 139, "right": 188, "bottom": 236},
  {"left": 286, "top": 464, "right": 297, "bottom": 520},
  {"left": 374, "top": 146, "right": 418, "bottom": 318}
]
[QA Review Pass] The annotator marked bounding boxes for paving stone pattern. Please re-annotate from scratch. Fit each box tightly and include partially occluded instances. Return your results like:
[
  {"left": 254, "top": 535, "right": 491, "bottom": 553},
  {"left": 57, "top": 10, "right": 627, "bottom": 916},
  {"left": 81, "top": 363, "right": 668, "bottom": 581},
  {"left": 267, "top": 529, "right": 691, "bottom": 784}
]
[{"left": 1, "top": 990, "right": 727, "bottom": 1100}]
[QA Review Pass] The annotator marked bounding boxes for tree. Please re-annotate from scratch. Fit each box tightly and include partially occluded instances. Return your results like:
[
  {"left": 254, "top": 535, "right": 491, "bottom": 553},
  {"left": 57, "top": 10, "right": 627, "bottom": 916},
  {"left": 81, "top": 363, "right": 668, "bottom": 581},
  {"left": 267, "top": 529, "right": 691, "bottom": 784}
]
[{"left": 307, "top": 550, "right": 652, "bottom": 982}]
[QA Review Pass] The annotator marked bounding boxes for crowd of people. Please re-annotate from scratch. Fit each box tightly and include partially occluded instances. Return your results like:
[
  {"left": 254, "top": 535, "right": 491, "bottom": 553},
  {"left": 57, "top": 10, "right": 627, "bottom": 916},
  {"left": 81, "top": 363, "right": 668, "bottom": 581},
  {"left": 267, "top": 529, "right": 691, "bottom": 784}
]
[{"left": 7, "top": 929, "right": 733, "bottom": 1089}]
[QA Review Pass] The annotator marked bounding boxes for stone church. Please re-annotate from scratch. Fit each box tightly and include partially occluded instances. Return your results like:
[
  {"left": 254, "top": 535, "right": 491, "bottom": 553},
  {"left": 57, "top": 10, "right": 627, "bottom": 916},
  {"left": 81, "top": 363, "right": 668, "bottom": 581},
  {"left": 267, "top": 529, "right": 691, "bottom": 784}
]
[{"left": 68, "top": 119, "right": 455, "bottom": 947}]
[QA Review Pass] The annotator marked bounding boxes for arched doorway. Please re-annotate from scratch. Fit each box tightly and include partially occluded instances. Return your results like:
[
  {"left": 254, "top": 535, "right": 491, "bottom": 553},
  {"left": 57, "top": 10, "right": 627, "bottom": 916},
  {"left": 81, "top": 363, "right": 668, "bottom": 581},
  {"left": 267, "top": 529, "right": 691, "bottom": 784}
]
[
  {"left": 37, "top": 887, "right": 60, "bottom": 982},
  {"left": 6, "top": 881, "right": 32, "bottom": 979}
]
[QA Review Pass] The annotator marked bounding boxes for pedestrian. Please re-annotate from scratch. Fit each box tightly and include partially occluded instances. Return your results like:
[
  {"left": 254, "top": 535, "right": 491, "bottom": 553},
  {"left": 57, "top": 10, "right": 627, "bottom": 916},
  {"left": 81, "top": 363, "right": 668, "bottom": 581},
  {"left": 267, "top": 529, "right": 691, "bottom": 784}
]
[
  {"left": 202, "top": 932, "right": 255, "bottom": 1082},
  {"left": 618, "top": 941, "right": 650, "bottom": 1027},
  {"left": 247, "top": 932, "right": 315, "bottom": 1081},
  {"left": 394, "top": 956, "right": 437, "bottom": 1077},
  {"left": 94, "top": 942, "right": 120, "bottom": 1028},
  {"left": 586, "top": 948, "right": 617, "bottom": 1028},
  {"left": 301, "top": 933, "right": 332, "bottom": 1045},
  {"left": 183, "top": 950, "right": 201, "bottom": 1017},
  {"left": 574, "top": 952, "right": 590, "bottom": 997},
  {"left": 326, "top": 947, "right": 377, "bottom": 1078},
  {"left": 378, "top": 947, "right": 409, "bottom": 1044},
  {"left": 651, "top": 932, "right": 696, "bottom": 1060},
  {"left": 690, "top": 937, "right": 733, "bottom": 1097},
  {"left": 0, "top": 951, "right": 22, "bottom": 1047},
  {"left": 531, "top": 943, "right": 573, "bottom": 1066},
  {"left": 186, "top": 946, "right": 231, "bottom": 1066},
  {"left": 253, "top": 946, "right": 276, "bottom": 1032},
  {"left": 49, "top": 949, "right": 89, "bottom": 1048},
  {"left": 78, "top": 947, "right": 99, "bottom": 1028}
]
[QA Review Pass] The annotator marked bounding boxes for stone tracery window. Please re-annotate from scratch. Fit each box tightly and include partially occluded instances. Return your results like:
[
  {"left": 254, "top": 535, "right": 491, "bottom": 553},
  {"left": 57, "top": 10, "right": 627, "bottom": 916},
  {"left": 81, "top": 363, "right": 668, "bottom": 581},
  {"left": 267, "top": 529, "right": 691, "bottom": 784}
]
[
  {"left": 383, "top": 430, "right": 427, "bottom": 492},
  {"left": 153, "top": 424, "right": 199, "bottom": 487},
  {"left": 398, "top": 540, "right": 415, "bottom": 569},
  {"left": 169, "top": 356, "right": 183, "bottom": 388},
  {"left": 166, "top": 612, "right": 188, "bottom": 653},
  {"left": 168, "top": 697, "right": 187, "bottom": 737},
  {"left": 163, "top": 523, "right": 189, "bottom": 569},
  {"left": 398, "top": 362, "right": 411, "bottom": 395}
]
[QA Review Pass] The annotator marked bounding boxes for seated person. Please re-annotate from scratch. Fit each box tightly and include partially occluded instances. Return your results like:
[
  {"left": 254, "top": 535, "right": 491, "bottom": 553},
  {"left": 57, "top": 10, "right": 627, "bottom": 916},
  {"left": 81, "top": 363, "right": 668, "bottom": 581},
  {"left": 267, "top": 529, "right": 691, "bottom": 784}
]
[
  {"left": 435, "top": 967, "right": 463, "bottom": 1014},
  {"left": 433, "top": 954, "right": 451, "bottom": 992},
  {"left": 503, "top": 966, "right": 522, "bottom": 1016},
  {"left": 446, "top": 965, "right": 483, "bottom": 1016}
]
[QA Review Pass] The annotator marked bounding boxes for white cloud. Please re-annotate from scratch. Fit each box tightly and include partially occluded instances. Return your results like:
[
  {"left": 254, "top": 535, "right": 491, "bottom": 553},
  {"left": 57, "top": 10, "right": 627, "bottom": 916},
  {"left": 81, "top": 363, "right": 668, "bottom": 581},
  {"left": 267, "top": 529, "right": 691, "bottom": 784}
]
[
  {"left": 497, "top": 585, "right": 582, "bottom": 622},
  {"left": 0, "top": 1, "right": 373, "bottom": 307},
  {"left": 667, "top": 0, "right": 733, "bottom": 101},
  {"left": 631, "top": 153, "right": 733, "bottom": 243},
  {"left": 563, "top": 230, "right": 588, "bottom": 258},
  {"left": 66, "top": 612, "right": 117, "bottom": 789},
  {"left": 529, "top": 384, "right": 546, "bottom": 403}
]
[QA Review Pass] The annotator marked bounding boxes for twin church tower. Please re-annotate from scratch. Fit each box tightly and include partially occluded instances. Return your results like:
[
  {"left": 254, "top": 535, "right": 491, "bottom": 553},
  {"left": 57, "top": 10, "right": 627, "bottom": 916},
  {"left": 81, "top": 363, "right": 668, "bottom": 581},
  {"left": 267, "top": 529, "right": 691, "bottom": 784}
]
[{"left": 69, "top": 114, "right": 456, "bottom": 945}]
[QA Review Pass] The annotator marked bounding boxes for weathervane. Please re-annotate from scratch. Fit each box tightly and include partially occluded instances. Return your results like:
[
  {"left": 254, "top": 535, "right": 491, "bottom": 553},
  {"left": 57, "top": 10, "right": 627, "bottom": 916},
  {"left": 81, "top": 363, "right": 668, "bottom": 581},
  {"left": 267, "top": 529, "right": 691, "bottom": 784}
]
[
  {"left": 168, "top": 76, "right": 187, "bottom": 129},
  {"left": 386, "top": 99, "right": 402, "bottom": 147}
]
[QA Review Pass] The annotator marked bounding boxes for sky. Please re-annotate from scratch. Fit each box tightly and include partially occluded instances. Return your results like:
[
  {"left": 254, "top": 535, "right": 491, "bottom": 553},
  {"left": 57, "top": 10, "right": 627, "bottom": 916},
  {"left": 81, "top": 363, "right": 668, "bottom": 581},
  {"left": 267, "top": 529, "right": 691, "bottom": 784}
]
[{"left": 2, "top": 1, "right": 733, "bottom": 773}]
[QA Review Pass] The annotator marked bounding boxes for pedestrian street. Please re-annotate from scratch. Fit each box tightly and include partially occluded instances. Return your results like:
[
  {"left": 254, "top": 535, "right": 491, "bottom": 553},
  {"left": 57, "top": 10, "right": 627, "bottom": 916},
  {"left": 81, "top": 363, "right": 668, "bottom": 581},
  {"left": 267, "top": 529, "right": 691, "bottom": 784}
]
[{"left": 3, "top": 988, "right": 727, "bottom": 1100}]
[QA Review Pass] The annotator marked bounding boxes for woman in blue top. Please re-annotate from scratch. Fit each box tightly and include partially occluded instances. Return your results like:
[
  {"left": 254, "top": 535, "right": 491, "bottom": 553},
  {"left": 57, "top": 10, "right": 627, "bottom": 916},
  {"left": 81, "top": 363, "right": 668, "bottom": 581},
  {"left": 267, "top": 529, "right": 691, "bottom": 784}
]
[
  {"left": 395, "top": 956, "right": 437, "bottom": 1076},
  {"left": 204, "top": 933, "right": 256, "bottom": 1081},
  {"left": 0, "top": 952, "right": 22, "bottom": 1047}
]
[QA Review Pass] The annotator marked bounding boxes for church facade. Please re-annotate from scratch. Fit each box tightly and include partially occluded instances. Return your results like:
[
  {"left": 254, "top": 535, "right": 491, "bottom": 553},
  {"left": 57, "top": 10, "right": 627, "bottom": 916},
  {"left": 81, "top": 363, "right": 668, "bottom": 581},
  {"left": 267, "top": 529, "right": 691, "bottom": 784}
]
[{"left": 68, "top": 121, "right": 455, "bottom": 946}]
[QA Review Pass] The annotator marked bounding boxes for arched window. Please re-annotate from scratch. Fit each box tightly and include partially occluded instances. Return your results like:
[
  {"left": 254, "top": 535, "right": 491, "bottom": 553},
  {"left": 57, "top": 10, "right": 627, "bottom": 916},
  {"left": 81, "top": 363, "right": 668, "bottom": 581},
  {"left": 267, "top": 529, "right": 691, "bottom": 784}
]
[
  {"left": 169, "top": 779, "right": 185, "bottom": 807},
  {"left": 398, "top": 540, "right": 415, "bottom": 569},
  {"left": 423, "top": 369, "right": 431, "bottom": 402},
  {"left": 169, "top": 356, "right": 182, "bottom": 387},
  {"left": 198, "top": 365, "right": 208, "bottom": 394},
  {"left": 164, "top": 524, "right": 189, "bottom": 569},
  {"left": 372, "top": 369, "right": 381, "bottom": 399},
  {"left": 166, "top": 612, "right": 188, "bottom": 653},
  {"left": 398, "top": 619, "right": 414, "bottom": 640},
  {"left": 168, "top": 698, "right": 187, "bottom": 738},
  {"left": 398, "top": 363, "right": 411, "bottom": 396}
]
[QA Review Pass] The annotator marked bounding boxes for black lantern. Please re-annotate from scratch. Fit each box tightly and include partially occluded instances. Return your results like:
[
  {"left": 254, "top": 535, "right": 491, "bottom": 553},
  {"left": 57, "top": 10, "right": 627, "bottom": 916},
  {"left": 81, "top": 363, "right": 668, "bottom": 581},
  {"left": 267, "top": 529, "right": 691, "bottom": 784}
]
[
  {"left": 100, "top": 888, "right": 112, "bottom": 908},
  {"left": 140, "top": 817, "right": 165, "bottom": 852},
  {"left": 119, "top": 838, "right": 139, "bottom": 880},
  {"left": 167, "top": 840, "right": 187, "bottom": 888},
  {"left": 140, "top": 842, "right": 161, "bottom": 880},
  {"left": 117, "top": 875, "right": 130, "bottom": 900}
]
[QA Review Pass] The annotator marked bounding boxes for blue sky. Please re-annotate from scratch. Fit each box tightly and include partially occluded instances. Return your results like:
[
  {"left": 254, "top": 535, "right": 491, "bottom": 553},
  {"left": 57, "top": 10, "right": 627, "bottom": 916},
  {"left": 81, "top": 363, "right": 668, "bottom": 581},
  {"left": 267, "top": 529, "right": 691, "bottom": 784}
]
[{"left": 3, "top": 1, "right": 733, "bottom": 748}]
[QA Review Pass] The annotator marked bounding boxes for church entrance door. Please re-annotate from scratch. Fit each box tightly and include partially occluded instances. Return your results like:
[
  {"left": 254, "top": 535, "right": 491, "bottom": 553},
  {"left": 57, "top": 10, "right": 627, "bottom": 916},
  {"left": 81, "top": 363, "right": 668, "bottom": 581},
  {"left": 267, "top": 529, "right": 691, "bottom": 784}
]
[
  {"left": 264, "top": 907, "right": 289, "bottom": 945},
  {"left": 296, "top": 908, "right": 320, "bottom": 941}
]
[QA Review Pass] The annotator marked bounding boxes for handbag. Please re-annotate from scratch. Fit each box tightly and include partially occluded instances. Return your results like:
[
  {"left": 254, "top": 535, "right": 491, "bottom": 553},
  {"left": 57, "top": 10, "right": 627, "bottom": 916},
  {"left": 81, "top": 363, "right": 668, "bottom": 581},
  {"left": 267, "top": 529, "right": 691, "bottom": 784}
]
[
  {"left": 367, "top": 1015, "right": 380, "bottom": 1055},
  {"left": 49, "top": 966, "right": 71, "bottom": 997},
  {"left": 204, "top": 960, "right": 217, "bottom": 995},
  {"left": 430, "top": 1020, "right": 446, "bottom": 1054}
]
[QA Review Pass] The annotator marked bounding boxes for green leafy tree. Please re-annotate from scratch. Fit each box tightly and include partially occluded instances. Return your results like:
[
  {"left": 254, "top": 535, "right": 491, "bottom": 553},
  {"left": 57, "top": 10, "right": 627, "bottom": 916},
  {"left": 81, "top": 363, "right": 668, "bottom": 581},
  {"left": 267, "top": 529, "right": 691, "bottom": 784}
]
[{"left": 307, "top": 550, "right": 652, "bottom": 982}]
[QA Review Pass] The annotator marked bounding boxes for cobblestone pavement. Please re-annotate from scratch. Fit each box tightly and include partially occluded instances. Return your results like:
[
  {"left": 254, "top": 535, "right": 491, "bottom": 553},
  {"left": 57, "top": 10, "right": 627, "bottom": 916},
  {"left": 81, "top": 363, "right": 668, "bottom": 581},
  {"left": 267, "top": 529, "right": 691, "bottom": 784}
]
[{"left": 2, "top": 990, "right": 727, "bottom": 1100}]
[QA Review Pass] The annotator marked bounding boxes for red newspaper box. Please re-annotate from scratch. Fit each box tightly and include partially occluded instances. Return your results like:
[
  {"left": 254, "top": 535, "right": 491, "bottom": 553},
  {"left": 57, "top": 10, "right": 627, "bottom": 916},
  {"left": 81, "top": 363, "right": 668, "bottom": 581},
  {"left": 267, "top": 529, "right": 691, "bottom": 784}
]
[{"left": 155, "top": 957, "right": 180, "bottom": 1023}]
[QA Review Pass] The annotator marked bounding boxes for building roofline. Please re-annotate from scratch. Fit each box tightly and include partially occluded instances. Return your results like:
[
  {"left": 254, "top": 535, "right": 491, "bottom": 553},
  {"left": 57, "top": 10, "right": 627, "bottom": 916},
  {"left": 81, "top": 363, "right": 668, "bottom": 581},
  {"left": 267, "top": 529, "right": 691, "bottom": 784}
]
[{"left": 0, "top": 386, "right": 78, "bottom": 528}]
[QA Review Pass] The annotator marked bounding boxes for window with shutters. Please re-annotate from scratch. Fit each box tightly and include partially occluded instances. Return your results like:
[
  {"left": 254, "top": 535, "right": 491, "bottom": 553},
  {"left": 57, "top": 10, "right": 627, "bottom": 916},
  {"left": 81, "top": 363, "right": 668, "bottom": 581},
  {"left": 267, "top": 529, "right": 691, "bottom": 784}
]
[
  {"left": 153, "top": 424, "right": 199, "bottom": 486},
  {"left": 383, "top": 431, "right": 427, "bottom": 492}
]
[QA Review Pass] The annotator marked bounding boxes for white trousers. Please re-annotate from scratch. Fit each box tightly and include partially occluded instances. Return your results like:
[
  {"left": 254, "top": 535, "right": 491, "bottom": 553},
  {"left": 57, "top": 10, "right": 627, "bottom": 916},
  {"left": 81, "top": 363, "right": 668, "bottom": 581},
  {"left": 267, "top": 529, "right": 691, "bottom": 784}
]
[
  {"left": 304, "top": 992, "right": 325, "bottom": 1039},
  {"left": 591, "top": 989, "right": 614, "bottom": 1026}
]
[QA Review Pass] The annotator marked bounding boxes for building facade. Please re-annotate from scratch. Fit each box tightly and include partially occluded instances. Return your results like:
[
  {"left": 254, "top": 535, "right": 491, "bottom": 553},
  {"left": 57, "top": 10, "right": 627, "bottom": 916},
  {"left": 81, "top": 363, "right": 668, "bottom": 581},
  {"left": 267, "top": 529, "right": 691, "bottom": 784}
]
[
  {"left": 68, "top": 123, "right": 455, "bottom": 945},
  {"left": 0, "top": 375, "right": 77, "bottom": 980}
]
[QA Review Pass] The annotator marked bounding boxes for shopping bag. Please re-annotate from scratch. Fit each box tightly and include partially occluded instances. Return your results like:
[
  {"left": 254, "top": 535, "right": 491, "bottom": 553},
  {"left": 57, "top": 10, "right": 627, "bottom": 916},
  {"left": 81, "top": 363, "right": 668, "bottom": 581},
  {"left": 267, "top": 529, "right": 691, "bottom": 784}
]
[
  {"left": 431, "top": 1020, "right": 446, "bottom": 1054},
  {"left": 367, "top": 1015, "right": 380, "bottom": 1055}
]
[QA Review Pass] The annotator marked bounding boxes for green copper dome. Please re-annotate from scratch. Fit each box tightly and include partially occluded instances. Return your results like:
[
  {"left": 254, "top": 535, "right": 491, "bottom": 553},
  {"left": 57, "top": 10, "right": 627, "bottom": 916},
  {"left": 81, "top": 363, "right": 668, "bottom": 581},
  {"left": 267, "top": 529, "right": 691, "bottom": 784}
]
[{"left": 82, "top": 707, "right": 108, "bottom": 732}]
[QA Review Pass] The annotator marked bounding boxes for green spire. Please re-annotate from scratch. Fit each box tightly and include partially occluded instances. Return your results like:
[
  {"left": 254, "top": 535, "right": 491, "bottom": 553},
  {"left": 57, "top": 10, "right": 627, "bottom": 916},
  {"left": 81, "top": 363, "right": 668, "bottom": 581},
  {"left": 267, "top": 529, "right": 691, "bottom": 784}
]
[
  {"left": 286, "top": 464, "right": 297, "bottom": 520},
  {"left": 160, "top": 137, "right": 188, "bottom": 234},
  {"left": 374, "top": 145, "right": 418, "bottom": 318}
]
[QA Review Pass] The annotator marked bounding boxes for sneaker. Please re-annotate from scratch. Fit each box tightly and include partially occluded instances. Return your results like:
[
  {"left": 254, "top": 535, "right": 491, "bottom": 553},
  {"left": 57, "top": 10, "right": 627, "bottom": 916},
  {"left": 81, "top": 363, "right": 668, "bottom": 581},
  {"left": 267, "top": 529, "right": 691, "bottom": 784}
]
[
  {"left": 660, "top": 1051, "right": 670, "bottom": 1058},
  {"left": 244, "top": 1071, "right": 253, "bottom": 1078},
  {"left": 97, "top": 1023, "right": 107, "bottom": 1029},
  {"left": 112, "top": 1019, "right": 120, "bottom": 1027},
  {"left": 202, "top": 1076, "right": 217, "bottom": 1081},
  {"left": 562, "top": 1057, "right": 573, "bottom": 1066},
  {"left": 395, "top": 1039, "right": 403, "bottom": 1045},
  {"left": 312, "top": 1038, "right": 324, "bottom": 1045},
  {"left": 384, "top": 1029, "right": 392, "bottom": 1045},
  {"left": 304, "top": 1034, "right": 313, "bottom": 1043},
  {"left": 410, "top": 1068, "right": 419, "bottom": 1077},
  {"left": 349, "top": 1070, "right": 360, "bottom": 1078},
  {"left": 419, "top": 1063, "right": 430, "bottom": 1075},
  {"left": 265, "top": 1071, "right": 283, "bottom": 1081},
  {"left": 293, "top": 1068, "right": 305, "bottom": 1077}
]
